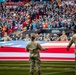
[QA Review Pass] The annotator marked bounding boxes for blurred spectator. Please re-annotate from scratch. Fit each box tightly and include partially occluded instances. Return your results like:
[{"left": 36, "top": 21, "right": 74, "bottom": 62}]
[
  {"left": 44, "top": 33, "right": 50, "bottom": 41},
  {"left": 14, "top": 34, "right": 19, "bottom": 40},
  {"left": 39, "top": 33, "right": 43, "bottom": 41},
  {"left": 0, "top": 26, "right": 2, "bottom": 37},
  {"left": 24, "top": 34, "right": 30, "bottom": 41},
  {"left": 1, "top": 32, "right": 12, "bottom": 41},
  {"left": 12, "top": 34, "right": 16, "bottom": 40},
  {"left": 51, "top": 33, "right": 58, "bottom": 41},
  {"left": 35, "top": 33, "right": 40, "bottom": 40},
  {"left": 32, "top": 20, "right": 37, "bottom": 30},
  {"left": 19, "top": 33, "right": 24, "bottom": 40}
]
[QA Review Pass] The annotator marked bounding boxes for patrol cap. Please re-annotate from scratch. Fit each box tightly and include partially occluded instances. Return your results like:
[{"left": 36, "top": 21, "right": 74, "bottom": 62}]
[
  {"left": 31, "top": 33, "right": 36, "bottom": 38},
  {"left": 30, "top": 33, "right": 36, "bottom": 41}
]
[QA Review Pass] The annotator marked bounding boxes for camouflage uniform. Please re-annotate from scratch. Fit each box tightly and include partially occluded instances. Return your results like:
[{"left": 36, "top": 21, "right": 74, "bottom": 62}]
[
  {"left": 67, "top": 34, "right": 76, "bottom": 74},
  {"left": 67, "top": 34, "right": 76, "bottom": 56},
  {"left": 57, "top": 35, "right": 68, "bottom": 41},
  {"left": 26, "top": 34, "right": 47, "bottom": 75}
]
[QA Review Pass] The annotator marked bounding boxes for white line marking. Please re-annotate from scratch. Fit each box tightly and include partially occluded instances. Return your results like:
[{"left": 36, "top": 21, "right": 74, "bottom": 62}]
[{"left": 42, "top": 70, "right": 74, "bottom": 75}]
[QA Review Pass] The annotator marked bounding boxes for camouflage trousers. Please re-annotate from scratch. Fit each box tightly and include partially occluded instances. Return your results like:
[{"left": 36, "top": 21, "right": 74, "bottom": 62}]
[{"left": 29, "top": 57, "right": 41, "bottom": 75}]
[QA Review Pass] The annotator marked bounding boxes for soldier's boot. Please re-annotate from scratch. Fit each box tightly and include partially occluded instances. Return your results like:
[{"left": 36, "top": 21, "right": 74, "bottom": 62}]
[
  {"left": 30, "top": 68, "right": 34, "bottom": 75},
  {"left": 30, "top": 73, "right": 33, "bottom": 75},
  {"left": 38, "top": 73, "right": 41, "bottom": 75},
  {"left": 37, "top": 70, "right": 41, "bottom": 75},
  {"left": 30, "top": 71, "right": 34, "bottom": 75}
]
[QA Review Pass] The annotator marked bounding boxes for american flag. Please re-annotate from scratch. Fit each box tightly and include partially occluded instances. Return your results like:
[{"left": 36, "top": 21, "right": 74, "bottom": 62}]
[{"left": 0, "top": 41, "right": 75, "bottom": 61}]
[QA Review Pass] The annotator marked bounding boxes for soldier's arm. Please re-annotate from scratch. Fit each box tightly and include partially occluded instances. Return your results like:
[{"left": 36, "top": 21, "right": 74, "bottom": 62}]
[
  {"left": 67, "top": 37, "right": 73, "bottom": 50},
  {"left": 37, "top": 43, "right": 47, "bottom": 50},
  {"left": 56, "top": 37, "right": 60, "bottom": 41},
  {"left": 26, "top": 44, "right": 29, "bottom": 51}
]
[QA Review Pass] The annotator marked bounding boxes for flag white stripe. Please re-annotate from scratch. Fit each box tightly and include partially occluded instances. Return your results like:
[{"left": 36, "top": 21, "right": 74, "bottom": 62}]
[
  {"left": 0, "top": 52, "right": 75, "bottom": 58},
  {"left": 42, "top": 43, "right": 74, "bottom": 46}
]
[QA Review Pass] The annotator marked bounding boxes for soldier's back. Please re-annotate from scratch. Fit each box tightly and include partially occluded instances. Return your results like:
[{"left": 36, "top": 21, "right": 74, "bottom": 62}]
[{"left": 27, "top": 41, "right": 39, "bottom": 58}]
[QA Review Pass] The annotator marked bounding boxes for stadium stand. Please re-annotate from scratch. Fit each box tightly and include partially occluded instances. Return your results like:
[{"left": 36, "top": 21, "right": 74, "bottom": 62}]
[{"left": 0, "top": 0, "right": 76, "bottom": 41}]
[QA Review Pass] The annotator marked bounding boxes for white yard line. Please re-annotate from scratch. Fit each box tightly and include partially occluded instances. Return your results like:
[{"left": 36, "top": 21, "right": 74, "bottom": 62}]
[{"left": 42, "top": 70, "right": 74, "bottom": 75}]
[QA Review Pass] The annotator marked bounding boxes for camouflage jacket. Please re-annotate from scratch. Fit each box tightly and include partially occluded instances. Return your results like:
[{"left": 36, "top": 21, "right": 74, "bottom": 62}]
[
  {"left": 57, "top": 35, "right": 68, "bottom": 41},
  {"left": 67, "top": 34, "right": 76, "bottom": 54},
  {"left": 26, "top": 41, "right": 44, "bottom": 58}
]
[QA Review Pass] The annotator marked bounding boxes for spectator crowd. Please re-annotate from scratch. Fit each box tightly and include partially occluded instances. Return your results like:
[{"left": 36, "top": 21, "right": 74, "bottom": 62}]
[{"left": 0, "top": 0, "right": 76, "bottom": 41}]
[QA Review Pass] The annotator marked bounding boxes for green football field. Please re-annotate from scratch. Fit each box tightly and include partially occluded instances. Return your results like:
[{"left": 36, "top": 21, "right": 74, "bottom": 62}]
[{"left": 0, "top": 61, "right": 75, "bottom": 75}]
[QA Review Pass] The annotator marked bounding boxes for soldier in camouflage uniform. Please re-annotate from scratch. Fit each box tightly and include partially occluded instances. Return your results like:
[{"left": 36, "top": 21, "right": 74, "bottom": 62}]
[
  {"left": 26, "top": 33, "right": 47, "bottom": 75},
  {"left": 57, "top": 31, "right": 68, "bottom": 41},
  {"left": 66, "top": 29, "right": 76, "bottom": 74}
]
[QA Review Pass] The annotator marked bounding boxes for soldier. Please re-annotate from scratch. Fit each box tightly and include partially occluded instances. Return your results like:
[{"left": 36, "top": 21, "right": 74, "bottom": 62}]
[
  {"left": 57, "top": 31, "right": 68, "bottom": 41},
  {"left": 26, "top": 33, "right": 47, "bottom": 75},
  {"left": 66, "top": 29, "right": 76, "bottom": 74}
]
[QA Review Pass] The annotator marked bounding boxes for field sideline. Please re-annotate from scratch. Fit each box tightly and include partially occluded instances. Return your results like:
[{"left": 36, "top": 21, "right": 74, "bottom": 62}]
[{"left": 0, "top": 61, "right": 75, "bottom": 75}]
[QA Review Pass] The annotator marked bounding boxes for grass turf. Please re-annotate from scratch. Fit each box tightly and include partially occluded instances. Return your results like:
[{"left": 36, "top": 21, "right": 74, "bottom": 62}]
[{"left": 0, "top": 61, "right": 75, "bottom": 75}]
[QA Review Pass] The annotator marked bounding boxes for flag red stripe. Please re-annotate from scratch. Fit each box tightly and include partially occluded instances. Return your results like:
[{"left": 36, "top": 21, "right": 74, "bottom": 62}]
[{"left": 0, "top": 47, "right": 74, "bottom": 53}]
